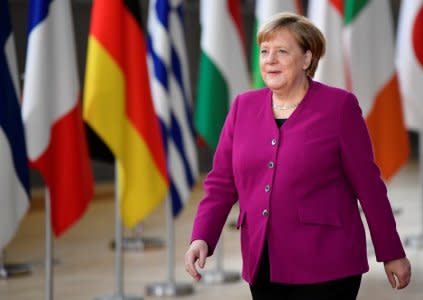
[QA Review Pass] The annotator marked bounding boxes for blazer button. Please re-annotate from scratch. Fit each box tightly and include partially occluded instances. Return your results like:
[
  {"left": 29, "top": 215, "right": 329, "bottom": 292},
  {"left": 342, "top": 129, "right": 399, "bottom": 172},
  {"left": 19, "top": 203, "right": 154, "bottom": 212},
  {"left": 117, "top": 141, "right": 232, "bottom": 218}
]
[
  {"left": 268, "top": 161, "right": 274, "bottom": 169},
  {"left": 271, "top": 138, "right": 277, "bottom": 146},
  {"left": 262, "top": 209, "right": 269, "bottom": 217},
  {"left": 265, "top": 184, "right": 270, "bottom": 192}
]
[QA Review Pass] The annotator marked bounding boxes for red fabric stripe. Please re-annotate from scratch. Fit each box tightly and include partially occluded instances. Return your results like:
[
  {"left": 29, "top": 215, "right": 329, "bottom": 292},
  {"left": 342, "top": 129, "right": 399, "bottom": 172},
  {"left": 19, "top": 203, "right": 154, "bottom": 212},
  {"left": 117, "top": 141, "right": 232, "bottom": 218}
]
[
  {"left": 89, "top": 1, "right": 125, "bottom": 71},
  {"left": 295, "top": 0, "right": 304, "bottom": 14},
  {"left": 31, "top": 102, "right": 93, "bottom": 236},
  {"left": 330, "top": 0, "right": 344, "bottom": 16},
  {"left": 122, "top": 8, "right": 168, "bottom": 180},
  {"left": 413, "top": 6, "right": 423, "bottom": 66},
  {"left": 227, "top": 0, "right": 246, "bottom": 53}
]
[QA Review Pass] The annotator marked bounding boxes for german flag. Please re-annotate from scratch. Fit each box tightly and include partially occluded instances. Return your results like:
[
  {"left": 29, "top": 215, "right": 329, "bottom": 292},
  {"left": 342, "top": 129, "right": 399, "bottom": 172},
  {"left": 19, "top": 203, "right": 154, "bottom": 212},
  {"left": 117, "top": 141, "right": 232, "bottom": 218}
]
[{"left": 83, "top": 0, "right": 168, "bottom": 228}]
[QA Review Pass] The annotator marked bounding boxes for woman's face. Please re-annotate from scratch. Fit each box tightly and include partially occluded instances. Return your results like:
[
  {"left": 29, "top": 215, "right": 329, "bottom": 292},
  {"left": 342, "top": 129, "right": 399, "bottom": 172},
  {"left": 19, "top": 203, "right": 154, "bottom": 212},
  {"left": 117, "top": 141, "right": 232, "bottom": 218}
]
[{"left": 259, "top": 28, "right": 311, "bottom": 93}]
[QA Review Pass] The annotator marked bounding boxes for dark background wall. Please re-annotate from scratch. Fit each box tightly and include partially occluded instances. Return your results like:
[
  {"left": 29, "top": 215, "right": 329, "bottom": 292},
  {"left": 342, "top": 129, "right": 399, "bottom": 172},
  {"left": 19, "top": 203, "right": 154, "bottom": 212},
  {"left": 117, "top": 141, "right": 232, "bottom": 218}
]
[{"left": 8, "top": 0, "right": 411, "bottom": 187}]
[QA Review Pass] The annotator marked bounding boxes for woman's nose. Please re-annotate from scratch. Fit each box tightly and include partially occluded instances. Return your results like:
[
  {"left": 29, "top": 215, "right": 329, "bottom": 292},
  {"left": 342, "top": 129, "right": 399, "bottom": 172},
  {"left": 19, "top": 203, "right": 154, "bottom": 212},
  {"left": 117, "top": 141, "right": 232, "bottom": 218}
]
[{"left": 265, "top": 51, "right": 277, "bottom": 63}]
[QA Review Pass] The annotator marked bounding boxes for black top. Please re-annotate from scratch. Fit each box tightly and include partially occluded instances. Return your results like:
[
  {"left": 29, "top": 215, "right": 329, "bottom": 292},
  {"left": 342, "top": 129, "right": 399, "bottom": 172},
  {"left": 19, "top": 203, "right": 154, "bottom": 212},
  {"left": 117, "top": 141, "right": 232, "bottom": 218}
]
[{"left": 275, "top": 118, "right": 288, "bottom": 128}]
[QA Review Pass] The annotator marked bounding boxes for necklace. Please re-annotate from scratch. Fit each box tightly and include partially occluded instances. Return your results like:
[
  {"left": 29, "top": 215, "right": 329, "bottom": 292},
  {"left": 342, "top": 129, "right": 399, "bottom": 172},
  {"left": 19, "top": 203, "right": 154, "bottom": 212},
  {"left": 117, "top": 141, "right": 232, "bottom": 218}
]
[{"left": 272, "top": 101, "right": 299, "bottom": 111}]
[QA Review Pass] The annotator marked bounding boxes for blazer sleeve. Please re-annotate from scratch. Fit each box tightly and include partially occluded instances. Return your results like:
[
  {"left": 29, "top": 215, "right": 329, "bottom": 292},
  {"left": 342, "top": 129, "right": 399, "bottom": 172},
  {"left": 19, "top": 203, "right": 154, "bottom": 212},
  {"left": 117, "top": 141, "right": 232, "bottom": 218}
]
[
  {"left": 191, "top": 96, "right": 240, "bottom": 256},
  {"left": 339, "top": 93, "right": 406, "bottom": 262}
]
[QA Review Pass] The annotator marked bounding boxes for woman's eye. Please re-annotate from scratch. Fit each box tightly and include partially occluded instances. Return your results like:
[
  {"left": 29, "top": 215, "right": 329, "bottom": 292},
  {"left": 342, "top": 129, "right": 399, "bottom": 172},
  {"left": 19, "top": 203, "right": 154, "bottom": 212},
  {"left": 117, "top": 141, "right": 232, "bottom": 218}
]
[
  {"left": 260, "top": 49, "right": 268, "bottom": 55},
  {"left": 278, "top": 49, "right": 287, "bottom": 54}
]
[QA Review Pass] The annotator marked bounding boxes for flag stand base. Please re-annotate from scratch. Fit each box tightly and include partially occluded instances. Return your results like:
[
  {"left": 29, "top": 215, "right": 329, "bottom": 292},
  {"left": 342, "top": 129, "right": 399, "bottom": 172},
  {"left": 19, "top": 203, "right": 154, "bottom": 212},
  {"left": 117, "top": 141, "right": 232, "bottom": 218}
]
[
  {"left": 109, "top": 237, "right": 164, "bottom": 251},
  {"left": 146, "top": 282, "right": 193, "bottom": 297},
  {"left": 95, "top": 294, "right": 143, "bottom": 300},
  {"left": 0, "top": 263, "right": 31, "bottom": 279},
  {"left": 199, "top": 270, "right": 240, "bottom": 284}
]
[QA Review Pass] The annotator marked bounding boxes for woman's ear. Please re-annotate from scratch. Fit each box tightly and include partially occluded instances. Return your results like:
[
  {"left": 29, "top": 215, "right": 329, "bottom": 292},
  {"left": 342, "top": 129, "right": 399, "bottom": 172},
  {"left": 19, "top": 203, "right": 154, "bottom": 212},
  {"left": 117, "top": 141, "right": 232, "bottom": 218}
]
[{"left": 303, "top": 50, "right": 312, "bottom": 70}]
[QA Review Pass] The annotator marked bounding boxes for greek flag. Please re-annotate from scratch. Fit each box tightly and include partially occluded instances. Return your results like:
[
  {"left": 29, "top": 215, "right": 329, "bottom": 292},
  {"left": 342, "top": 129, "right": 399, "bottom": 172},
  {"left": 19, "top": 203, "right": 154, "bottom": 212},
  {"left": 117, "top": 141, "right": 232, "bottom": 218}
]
[{"left": 147, "top": 0, "right": 198, "bottom": 216}]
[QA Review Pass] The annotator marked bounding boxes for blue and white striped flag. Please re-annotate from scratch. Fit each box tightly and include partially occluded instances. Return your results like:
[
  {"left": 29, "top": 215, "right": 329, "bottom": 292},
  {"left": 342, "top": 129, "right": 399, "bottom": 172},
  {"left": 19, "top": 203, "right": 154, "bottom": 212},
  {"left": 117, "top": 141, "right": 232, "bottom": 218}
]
[
  {"left": 0, "top": 1, "right": 30, "bottom": 250},
  {"left": 147, "top": 0, "right": 198, "bottom": 216}
]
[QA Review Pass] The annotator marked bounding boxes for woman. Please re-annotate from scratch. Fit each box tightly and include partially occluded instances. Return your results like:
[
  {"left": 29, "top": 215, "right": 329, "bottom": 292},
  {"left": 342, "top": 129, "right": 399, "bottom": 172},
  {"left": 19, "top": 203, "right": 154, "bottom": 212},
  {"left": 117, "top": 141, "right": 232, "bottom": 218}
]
[{"left": 185, "top": 12, "right": 411, "bottom": 300}]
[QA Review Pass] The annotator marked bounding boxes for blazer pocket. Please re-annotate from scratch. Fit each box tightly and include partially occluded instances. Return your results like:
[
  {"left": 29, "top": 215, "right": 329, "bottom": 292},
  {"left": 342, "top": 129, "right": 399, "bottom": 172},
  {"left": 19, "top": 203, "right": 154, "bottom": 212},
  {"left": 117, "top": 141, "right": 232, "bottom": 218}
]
[
  {"left": 236, "top": 211, "right": 246, "bottom": 229},
  {"left": 298, "top": 204, "right": 342, "bottom": 228}
]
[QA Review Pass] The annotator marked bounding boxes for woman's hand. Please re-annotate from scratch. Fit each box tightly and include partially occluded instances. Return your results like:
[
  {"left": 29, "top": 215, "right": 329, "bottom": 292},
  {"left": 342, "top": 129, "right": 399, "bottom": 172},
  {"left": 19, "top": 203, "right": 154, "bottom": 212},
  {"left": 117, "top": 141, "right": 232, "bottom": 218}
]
[
  {"left": 384, "top": 257, "right": 411, "bottom": 289},
  {"left": 184, "top": 240, "right": 209, "bottom": 281}
]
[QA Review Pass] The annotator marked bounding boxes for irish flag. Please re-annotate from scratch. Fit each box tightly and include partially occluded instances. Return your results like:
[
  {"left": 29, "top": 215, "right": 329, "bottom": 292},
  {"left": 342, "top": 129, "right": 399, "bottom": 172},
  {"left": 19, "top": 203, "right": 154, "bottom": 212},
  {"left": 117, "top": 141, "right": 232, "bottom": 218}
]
[
  {"left": 83, "top": 0, "right": 168, "bottom": 228},
  {"left": 396, "top": 0, "right": 423, "bottom": 132},
  {"left": 195, "top": 0, "right": 250, "bottom": 150},
  {"left": 252, "top": 0, "right": 303, "bottom": 88},
  {"left": 22, "top": 0, "right": 93, "bottom": 236},
  {"left": 344, "top": 0, "right": 410, "bottom": 180}
]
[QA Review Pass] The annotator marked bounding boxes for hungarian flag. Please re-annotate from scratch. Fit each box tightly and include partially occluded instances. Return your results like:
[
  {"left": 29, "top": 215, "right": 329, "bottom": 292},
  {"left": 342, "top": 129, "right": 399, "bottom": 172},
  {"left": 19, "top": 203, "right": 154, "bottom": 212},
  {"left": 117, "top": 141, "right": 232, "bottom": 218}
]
[
  {"left": 308, "top": 0, "right": 347, "bottom": 89},
  {"left": 0, "top": 2, "right": 30, "bottom": 250},
  {"left": 195, "top": 0, "right": 250, "bottom": 150},
  {"left": 344, "top": 0, "right": 410, "bottom": 180},
  {"left": 83, "top": 0, "right": 168, "bottom": 228},
  {"left": 396, "top": 0, "right": 423, "bottom": 132},
  {"left": 22, "top": 0, "right": 93, "bottom": 236},
  {"left": 252, "top": 0, "right": 303, "bottom": 88}
]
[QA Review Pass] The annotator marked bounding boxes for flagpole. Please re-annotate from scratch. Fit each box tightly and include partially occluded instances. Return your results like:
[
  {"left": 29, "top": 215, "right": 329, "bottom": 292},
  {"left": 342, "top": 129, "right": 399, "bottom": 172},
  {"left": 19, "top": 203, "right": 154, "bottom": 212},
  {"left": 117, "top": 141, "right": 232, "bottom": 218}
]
[
  {"left": 405, "top": 134, "right": 423, "bottom": 249},
  {"left": 114, "top": 170, "right": 124, "bottom": 297},
  {"left": 96, "top": 163, "right": 143, "bottom": 300},
  {"left": 44, "top": 189, "right": 53, "bottom": 300},
  {"left": 146, "top": 195, "right": 193, "bottom": 297}
]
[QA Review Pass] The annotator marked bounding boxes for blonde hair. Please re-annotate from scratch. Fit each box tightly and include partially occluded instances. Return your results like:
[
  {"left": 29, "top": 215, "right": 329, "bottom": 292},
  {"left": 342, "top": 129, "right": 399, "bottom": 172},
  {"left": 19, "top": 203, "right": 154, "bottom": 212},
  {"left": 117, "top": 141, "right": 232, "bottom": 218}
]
[{"left": 257, "top": 12, "right": 326, "bottom": 77}]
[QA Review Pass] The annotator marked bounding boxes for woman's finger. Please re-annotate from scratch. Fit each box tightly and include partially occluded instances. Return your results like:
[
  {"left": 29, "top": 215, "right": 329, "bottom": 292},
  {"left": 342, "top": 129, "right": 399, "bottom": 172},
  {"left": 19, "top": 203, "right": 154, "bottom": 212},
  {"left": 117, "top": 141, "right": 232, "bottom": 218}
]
[
  {"left": 185, "top": 251, "right": 201, "bottom": 281},
  {"left": 386, "top": 271, "right": 396, "bottom": 288}
]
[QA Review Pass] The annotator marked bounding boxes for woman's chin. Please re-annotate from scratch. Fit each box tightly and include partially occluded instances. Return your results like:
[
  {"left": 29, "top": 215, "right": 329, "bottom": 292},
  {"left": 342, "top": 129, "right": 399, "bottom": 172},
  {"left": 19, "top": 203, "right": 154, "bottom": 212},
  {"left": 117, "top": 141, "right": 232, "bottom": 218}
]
[{"left": 264, "top": 81, "right": 285, "bottom": 91}]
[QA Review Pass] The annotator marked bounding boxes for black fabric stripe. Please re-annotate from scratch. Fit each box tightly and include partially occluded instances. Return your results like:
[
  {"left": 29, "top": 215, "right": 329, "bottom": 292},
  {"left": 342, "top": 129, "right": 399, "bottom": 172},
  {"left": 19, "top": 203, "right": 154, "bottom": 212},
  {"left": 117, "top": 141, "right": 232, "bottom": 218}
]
[{"left": 124, "top": 0, "right": 142, "bottom": 28}]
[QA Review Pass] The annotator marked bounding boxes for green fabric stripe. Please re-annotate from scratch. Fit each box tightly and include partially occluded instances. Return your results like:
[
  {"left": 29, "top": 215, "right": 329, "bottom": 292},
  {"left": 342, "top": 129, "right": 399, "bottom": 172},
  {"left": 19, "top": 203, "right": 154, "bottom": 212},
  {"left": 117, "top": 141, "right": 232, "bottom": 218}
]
[
  {"left": 251, "top": 19, "right": 265, "bottom": 88},
  {"left": 344, "top": 0, "right": 369, "bottom": 25},
  {"left": 195, "top": 52, "right": 229, "bottom": 150}
]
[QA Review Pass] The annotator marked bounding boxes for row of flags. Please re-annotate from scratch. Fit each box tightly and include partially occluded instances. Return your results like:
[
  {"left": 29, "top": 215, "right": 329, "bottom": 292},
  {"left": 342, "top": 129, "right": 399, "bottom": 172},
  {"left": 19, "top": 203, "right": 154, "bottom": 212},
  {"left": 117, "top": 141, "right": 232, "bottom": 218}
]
[
  {"left": 0, "top": 0, "right": 199, "bottom": 251},
  {"left": 309, "top": 0, "right": 408, "bottom": 180},
  {"left": 308, "top": 0, "right": 420, "bottom": 180},
  {"left": 1, "top": 0, "right": 422, "bottom": 252}
]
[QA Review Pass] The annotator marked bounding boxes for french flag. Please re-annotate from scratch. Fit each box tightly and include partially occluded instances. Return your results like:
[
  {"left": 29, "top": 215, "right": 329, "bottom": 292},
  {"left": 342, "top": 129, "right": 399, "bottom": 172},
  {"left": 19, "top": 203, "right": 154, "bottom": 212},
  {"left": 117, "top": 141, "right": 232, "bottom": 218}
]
[
  {"left": 22, "top": 0, "right": 93, "bottom": 236},
  {"left": 0, "top": 1, "right": 30, "bottom": 251}
]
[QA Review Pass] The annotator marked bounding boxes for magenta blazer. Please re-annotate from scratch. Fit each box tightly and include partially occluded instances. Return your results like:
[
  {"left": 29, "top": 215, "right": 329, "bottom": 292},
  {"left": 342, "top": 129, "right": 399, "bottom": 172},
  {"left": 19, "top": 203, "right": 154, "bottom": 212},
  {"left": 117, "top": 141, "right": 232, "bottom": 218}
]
[{"left": 191, "top": 79, "right": 406, "bottom": 284}]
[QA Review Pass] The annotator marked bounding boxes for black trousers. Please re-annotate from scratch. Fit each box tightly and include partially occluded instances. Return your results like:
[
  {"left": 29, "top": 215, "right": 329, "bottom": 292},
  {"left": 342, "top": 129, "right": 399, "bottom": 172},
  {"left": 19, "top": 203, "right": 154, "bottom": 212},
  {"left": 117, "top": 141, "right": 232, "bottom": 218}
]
[{"left": 249, "top": 244, "right": 362, "bottom": 300}]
